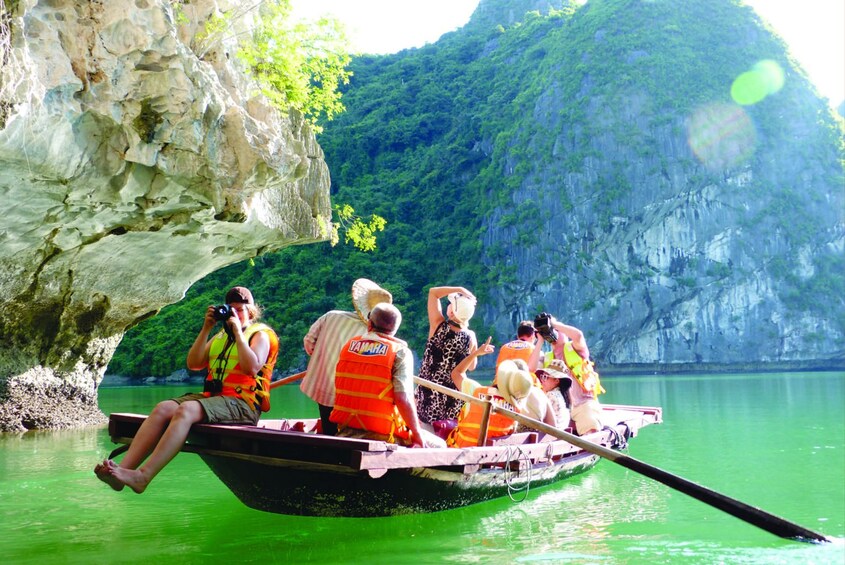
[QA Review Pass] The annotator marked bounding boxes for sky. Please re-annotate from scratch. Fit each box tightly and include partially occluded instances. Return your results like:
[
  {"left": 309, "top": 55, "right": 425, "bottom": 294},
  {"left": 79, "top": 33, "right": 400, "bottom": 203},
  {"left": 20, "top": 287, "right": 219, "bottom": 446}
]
[{"left": 290, "top": 0, "right": 845, "bottom": 108}]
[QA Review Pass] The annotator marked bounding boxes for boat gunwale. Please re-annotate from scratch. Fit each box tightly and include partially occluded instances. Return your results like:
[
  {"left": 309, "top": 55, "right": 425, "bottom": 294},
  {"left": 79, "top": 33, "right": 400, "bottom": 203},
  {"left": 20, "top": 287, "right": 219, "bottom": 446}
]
[{"left": 107, "top": 405, "right": 660, "bottom": 473}]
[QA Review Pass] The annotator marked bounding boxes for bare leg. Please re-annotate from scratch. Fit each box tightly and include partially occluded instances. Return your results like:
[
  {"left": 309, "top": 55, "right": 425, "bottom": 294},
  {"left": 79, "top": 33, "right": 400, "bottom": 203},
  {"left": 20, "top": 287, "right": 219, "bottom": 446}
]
[
  {"left": 107, "top": 400, "right": 205, "bottom": 494},
  {"left": 94, "top": 400, "right": 179, "bottom": 491}
]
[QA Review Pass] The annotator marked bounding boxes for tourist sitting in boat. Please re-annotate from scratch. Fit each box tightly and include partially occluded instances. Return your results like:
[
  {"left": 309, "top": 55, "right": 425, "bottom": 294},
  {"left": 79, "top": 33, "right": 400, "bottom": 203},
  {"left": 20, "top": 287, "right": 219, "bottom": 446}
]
[
  {"left": 447, "top": 342, "right": 556, "bottom": 447},
  {"left": 414, "top": 286, "right": 479, "bottom": 432},
  {"left": 536, "top": 362, "right": 573, "bottom": 431},
  {"left": 507, "top": 358, "right": 557, "bottom": 434},
  {"left": 330, "top": 302, "right": 446, "bottom": 448},
  {"left": 533, "top": 312, "right": 605, "bottom": 435},
  {"left": 94, "top": 286, "right": 279, "bottom": 494},
  {"left": 495, "top": 320, "right": 542, "bottom": 371},
  {"left": 301, "top": 278, "right": 393, "bottom": 436}
]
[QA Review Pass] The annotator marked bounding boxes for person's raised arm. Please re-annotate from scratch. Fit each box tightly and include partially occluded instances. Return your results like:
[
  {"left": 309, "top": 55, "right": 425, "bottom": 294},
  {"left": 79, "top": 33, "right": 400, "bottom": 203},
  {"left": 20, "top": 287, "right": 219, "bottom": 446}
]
[
  {"left": 186, "top": 305, "right": 217, "bottom": 371},
  {"left": 553, "top": 319, "right": 590, "bottom": 360},
  {"left": 528, "top": 331, "right": 543, "bottom": 372},
  {"left": 464, "top": 329, "right": 480, "bottom": 371},
  {"left": 450, "top": 336, "right": 494, "bottom": 389},
  {"left": 426, "top": 286, "right": 475, "bottom": 337}
]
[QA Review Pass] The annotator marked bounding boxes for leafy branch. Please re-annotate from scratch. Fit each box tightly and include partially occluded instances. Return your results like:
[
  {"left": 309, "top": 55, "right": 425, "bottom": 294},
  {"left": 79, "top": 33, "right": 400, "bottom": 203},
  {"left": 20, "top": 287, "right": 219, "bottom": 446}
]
[
  {"left": 235, "top": 1, "right": 352, "bottom": 131},
  {"left": 171, "top": 0, "right": 351, "bottom": 131},
  {"left": 332, "top": 204, "right": 386, "bottom": 252}
]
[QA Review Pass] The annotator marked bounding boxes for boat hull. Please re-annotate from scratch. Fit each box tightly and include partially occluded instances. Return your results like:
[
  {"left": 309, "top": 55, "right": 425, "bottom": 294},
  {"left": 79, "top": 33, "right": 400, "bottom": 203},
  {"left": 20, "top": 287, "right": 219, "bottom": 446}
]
[
  {"left": 201, "top": 450, "right": 601, "bottom": 517},
  {"left": 108, "top": 404, "right": 661, "bottom": 517}
]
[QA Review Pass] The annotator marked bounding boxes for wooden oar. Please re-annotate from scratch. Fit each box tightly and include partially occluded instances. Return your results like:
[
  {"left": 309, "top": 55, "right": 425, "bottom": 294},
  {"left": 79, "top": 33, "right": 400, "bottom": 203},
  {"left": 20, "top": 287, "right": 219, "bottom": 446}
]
[
  {"left": 414, "top": 376, "right": 829, "bottom": 543},
  {"left": 269, "top": 371, "right": 306, "bottom": 390}
]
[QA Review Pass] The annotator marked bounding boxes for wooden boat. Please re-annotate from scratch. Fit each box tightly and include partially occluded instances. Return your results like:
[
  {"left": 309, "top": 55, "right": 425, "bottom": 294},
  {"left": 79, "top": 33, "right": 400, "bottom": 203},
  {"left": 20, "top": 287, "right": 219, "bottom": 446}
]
[{"left": 107, "top": 403, "right": 661, "bottom": 517}]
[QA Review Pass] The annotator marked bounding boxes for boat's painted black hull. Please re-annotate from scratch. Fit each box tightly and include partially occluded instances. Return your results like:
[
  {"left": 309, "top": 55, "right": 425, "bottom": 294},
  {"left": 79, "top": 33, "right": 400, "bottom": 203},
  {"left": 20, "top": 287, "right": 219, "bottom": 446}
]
[
  {"left": 201, "top": 450, "right": 601, "bottom": 517},
  {"left": 107, "top": 404, "right": 662, "bottom": 518}
]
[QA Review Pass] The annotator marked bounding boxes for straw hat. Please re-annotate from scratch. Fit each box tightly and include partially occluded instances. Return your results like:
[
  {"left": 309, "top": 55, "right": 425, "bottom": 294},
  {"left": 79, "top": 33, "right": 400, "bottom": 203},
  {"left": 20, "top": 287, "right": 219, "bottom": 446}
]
[
  {"left": 447, "top": 292, "right": 476, "bottom": 327},
  {"left": 351, "top": 279, "right": 393, "bottom": 323},
  {"left": 537, "top": 361, "right": 570, "bottom": 381},
  {"left": 496, "top": 360, "right": 533, "bottom": 410},
  {"left": 547, "top": 358, "right": 572, "bottom": 375}
]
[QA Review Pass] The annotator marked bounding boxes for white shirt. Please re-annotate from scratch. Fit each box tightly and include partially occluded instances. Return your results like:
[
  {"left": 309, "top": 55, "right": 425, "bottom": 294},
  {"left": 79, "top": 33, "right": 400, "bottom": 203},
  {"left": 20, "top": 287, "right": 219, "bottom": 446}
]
[{"left": 300, "top": 310, "right": 366, "bottom": 406}]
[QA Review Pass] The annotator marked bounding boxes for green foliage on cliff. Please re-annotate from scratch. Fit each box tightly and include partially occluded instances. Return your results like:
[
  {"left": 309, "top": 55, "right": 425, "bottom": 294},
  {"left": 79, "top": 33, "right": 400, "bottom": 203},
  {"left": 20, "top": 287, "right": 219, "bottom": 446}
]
[
  {"left": 236, "top": 0, "right": 352, "bottom": 131},
  {"left": 109, "top": 0, "right": 844, "bottom": 378},
  {"left": 176, "top": 0, "right": 352, "bottom": 130}
]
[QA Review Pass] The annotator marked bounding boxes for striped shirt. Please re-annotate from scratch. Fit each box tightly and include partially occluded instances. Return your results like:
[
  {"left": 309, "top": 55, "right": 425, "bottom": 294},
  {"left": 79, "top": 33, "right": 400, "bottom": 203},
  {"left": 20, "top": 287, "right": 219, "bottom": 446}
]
[{"left": 300, "top": 310, "right": 367, "bottom": 406}]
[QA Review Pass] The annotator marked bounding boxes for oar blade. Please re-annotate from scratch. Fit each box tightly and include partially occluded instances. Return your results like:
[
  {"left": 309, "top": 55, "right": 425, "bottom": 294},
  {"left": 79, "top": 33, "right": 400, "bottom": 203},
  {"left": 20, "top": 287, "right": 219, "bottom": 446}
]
[{"left": 614, "top": 454, "right": 830, "bottom": 543}]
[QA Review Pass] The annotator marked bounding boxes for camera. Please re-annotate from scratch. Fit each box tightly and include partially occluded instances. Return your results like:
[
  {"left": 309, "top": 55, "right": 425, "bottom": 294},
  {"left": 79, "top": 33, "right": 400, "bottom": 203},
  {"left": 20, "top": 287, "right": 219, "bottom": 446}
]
[
  {"left": 534, "top": 312, "right": 559, "bottom": 344},
  {"left": 212, "top": 304, "right": 233, "bottom": 321}
]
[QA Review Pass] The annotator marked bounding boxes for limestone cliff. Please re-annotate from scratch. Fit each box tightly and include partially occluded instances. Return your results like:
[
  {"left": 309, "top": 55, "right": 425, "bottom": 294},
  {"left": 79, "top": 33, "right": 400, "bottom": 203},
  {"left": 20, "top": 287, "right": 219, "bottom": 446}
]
[
  {"left": 0, "top": 0, "right": 332, "bottom": 431},
  {"left": 475, "top": 0, "right": 845, "bottom": 370},
  {"left": 310, "top": 0, "right": 844, "bottom": 372}
]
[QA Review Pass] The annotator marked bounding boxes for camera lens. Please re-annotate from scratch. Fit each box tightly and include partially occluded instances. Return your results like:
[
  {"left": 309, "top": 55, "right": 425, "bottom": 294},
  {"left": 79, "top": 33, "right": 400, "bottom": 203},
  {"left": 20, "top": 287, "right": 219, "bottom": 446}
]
[{"left": 213, "top": 304, "right": 231, "bottom": 321}]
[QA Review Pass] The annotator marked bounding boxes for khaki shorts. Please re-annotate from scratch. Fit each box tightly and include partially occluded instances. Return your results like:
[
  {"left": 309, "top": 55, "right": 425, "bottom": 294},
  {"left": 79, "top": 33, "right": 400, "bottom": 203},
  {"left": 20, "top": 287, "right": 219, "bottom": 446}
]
[
  {"left": 571, "top": 400, "right": 603, "bottom": 435},
  {"left": 173, "top": 393, "right": 259, "bottom": 425}
]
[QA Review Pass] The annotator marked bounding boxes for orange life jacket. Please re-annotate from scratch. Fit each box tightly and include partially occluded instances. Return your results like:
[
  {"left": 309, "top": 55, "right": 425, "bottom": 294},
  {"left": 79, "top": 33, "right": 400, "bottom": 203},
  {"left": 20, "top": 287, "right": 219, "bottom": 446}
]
[
  {"left": 494, "top": 339, "right": 542, "bottom": 388},
  {"left": 562, "top": 341, "right": 605, "bottom": 396},
  {"left": 447, "top": 385, "right": 517, "bottom": 448},
  {"left": 330, "top": 334, "right": 410, "bottom": 442},
  {"left": 495, "top": 339, "right": 534, "bottom": 368},
  {"left": 205, "top": 323, "right": 279, "bottom": 412}
]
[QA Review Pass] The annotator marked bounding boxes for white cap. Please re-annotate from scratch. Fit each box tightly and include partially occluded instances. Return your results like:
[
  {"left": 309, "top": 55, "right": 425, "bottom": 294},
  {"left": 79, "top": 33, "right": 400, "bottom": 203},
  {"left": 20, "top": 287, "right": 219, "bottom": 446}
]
[{"left": 447, "top": 292, "right": 476, "bottom": 327}]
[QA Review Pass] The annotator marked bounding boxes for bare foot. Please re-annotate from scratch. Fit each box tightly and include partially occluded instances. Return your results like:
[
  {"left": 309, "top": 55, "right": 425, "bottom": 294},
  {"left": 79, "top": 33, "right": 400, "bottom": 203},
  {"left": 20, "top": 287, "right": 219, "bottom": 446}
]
[
  {"left": 94, "top": 459, "right": 125, "bottom": 492},
  {"left": 107, "top": 463, "right": 150, "bottom": 494}
]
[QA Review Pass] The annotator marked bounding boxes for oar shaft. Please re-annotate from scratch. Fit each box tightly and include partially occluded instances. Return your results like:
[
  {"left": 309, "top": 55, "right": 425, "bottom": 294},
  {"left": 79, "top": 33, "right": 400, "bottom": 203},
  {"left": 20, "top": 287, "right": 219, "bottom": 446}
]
[
  {"left": 270, "top": 371, "right": 306, "bottom": 390},
  {"left": 413, "top": 376, "right": 829, "bottom": 543}
]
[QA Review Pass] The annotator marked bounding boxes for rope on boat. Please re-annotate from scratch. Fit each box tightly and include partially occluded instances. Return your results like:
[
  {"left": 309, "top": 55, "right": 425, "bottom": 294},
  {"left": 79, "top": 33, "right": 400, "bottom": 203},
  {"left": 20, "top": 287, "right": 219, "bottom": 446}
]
[{"left": 503, "top": 446, "right": 533, "bottom": 502}]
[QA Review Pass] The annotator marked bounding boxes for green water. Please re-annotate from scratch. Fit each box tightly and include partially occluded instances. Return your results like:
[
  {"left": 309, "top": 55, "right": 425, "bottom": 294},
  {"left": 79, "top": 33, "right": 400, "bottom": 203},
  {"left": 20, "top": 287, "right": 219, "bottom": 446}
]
[{"left": 1, "top": 372, "right": 843, "bottom": 564}]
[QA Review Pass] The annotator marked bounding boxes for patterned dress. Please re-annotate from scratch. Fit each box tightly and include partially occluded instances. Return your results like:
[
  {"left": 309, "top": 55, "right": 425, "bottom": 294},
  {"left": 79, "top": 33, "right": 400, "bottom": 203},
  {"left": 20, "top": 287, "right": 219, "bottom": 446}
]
[
  {"left": 546, "top": 388, "right": 570, "bottom": 429},
  {"left": 414, "top": 321, "right": 472, "bottom": 424}
]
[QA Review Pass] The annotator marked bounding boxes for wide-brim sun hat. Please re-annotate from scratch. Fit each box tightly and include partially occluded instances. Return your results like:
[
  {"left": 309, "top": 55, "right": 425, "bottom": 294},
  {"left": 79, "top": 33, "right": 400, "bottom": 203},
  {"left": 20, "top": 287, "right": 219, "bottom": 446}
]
[
  {"left": 547, "top": 358, "right": 572, "bottom": 375},
  {"left": 447, "top": 292, "right": 476, "bottom": 326},
  {"left": 536, "top": 365, "right": 569, "bottom": 381},
  {"left": 351, "top": 278, "right": 393, "bottom": 323},
  {"left": 496, "top": 360, "right": 533, "bottom": 410}
]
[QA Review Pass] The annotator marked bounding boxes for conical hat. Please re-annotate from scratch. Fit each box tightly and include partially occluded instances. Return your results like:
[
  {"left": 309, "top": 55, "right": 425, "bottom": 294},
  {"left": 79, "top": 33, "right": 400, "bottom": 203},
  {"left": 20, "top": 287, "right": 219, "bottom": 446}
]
[{"left": 351, "top": 279, "right": 393, "bottom": 323}]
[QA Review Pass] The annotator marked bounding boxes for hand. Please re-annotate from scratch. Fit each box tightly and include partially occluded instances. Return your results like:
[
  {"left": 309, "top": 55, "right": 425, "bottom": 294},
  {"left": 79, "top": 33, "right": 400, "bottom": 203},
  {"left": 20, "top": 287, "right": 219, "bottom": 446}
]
[
  {"left": 457, "top": 288, "right": 477, "bottom": 304},
  {"left": 476, "top": 336, "right": 495, "bottom": 357},
  {"left": 202, "top": 305, "right": 217, "bottom": 329},
  {"left": 225, "top": 313, "right": 242, "bottom": 337}
]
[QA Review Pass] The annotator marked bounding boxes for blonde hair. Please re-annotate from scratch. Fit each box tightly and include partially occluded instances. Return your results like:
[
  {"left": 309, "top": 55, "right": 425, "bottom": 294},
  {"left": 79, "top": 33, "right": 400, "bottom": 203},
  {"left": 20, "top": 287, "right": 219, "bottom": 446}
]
[{"left": 246, "top": 304, "right": 262, "bottom": 322}]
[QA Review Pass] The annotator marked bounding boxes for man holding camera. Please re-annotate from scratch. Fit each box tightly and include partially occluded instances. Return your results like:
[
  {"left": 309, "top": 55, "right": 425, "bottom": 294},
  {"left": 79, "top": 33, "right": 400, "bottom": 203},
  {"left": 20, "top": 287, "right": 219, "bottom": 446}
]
[
  {"left": 533, "top": 312, "right": 605, "bottom": 435},
  {"left": 495, "top": 320, "right": 543, "bottom": 371},
  {"left": 94, "top": 286, "right": 278, "bottom": 494}
]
